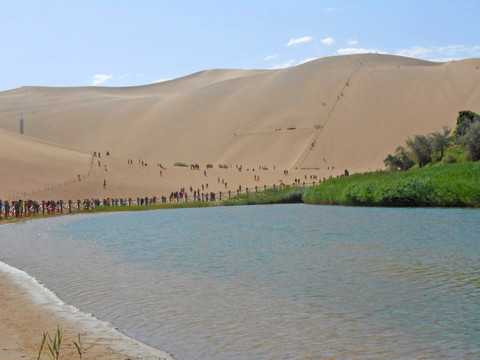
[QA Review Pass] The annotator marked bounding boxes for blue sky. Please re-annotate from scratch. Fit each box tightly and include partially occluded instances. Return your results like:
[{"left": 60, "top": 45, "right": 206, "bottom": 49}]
[{"left": 1, "top": 0, "right": 479, "bottom": 91}]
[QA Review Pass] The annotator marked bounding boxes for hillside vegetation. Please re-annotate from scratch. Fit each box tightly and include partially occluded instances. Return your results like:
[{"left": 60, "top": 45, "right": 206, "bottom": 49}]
[
  {"left": 303, "top": 111, "right": 480, "bottom": 207},
  {"left": 302, "top": 162, "right": 480, "bottom": 207}
]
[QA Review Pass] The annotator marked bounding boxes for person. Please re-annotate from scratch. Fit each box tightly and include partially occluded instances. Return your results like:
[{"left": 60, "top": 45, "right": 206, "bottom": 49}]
[{"left": 103, "top": 179, "right": 106, "bottom": 189}]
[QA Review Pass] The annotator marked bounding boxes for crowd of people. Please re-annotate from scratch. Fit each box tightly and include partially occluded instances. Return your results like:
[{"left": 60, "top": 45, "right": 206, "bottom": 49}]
[
  {"left": 1, "top": 154, "right": 338, "bottom": 220},
  {"left": 0, "top": 199, "right": 67, "bottom": 218}
]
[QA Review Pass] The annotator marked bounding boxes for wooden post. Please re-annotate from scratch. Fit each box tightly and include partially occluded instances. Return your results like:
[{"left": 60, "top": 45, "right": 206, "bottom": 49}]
[
  {"left": 77, "top": 200, "right": 81, "bottom": 212},
  {"left": 60, "top": 200, "right": 63, "bottom": 214},
  {"left": 202, "top": 193, "right": 204, "bottom": 201},
  {"left": 313, "top": 181, "right": 315, "bottom": 186},
  {"left": 228, "top": 191, "right": 231, "bottom": 199},
  {"left": 42, "top": 201, "right": 45, "bottom": 215},
  {"left": 303, "top": 182, "right": 305, "bottom": 187},
  {"left": 273, "top": 184, "right": 276, "bottom": 190},
  {"left": 69, "top": 200, "right": 72, "bottom": 213},
  {"left": 219, "top": 192, "right": 222, "bottom": 200},
  {"left": 264, "top": 185, "right": 267, "bottom": 191}
]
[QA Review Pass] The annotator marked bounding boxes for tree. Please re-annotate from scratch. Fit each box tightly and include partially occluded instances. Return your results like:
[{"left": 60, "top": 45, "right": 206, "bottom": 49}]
[
  {"left": 462, "top": 122, "right": 480, "bottom": 161},
  {"left": 384, "top": 146, "right": 415, "bottom": 171},
  {"left": 406, "top": 134, "right": 433, "bottom": 167},
  {"left": 429, "top": 126, "right": 451, "bottom": 161},
  {"left": 453, "top": 110, "right": 480, "bottom": 138}
]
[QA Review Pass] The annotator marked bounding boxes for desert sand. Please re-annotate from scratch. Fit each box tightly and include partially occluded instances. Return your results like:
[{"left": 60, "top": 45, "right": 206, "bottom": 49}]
[
  {"left": 1, "top": 54, "right": 480, "bottom": 358},
  {"left": 1, "top": 54, "right": 479, "bottom": 201}
]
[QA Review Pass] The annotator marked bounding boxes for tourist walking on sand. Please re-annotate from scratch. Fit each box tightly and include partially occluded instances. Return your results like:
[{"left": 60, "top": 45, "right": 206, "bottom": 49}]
[{"left": 103, "top": 179, "right": 106, "bottom": 189}]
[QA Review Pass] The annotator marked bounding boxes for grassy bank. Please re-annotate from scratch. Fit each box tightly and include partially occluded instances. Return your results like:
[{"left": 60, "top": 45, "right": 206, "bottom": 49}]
[
  {"left": 303, "top": 161, "right": 480, "bottom": 207},
  {"left": 222, "top": 186, "right": 306, "bottom": 206}
]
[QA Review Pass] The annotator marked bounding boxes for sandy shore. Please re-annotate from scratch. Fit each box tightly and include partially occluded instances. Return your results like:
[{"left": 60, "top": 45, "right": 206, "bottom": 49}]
[{"left": 0, "top": 259, "right": 174, "bottom": 360}]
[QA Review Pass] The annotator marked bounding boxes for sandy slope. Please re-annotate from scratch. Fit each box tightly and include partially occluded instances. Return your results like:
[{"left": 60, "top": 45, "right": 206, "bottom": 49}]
[
  {"left": 0, "top": 129, "right": 91, "bottom": 200},
  {"left": 0, "top": 54, "right": 479, "bottom": 200}
]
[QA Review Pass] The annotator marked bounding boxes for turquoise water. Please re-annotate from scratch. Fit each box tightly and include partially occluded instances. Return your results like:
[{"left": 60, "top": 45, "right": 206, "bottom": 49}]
[{"left": 1, "top": 204, "right": 479, "bottom": 359}]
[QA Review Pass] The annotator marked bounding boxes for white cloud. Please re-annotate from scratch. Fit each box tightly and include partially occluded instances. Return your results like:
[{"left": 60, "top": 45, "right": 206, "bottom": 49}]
[
  {"left": 436, "top": 44, "right": 480, "bottom": 56},
  {"left": 154, "top": 78, "right": 172, "bottom": 83},
  {"left": 348, "top": 40, "right": 358, "bottom": 45},
  {"left": 325, "top": 7, "right": 334, "bottom": 12},
  {"left": 264, "top": 54, "right": 278, "bottom": 61},
  {"left": 428, "top": 57, "right": 459, "bottom": 63},
  {"left": 270, "top": 59, "right": 296, "bottom": 69},
  {"left": 336, "top": 48, "right": 384, "bottom": 55},
  {"left": 396, "top": 46, "right": 432, "bottom": 58},
  {"left": 299, "top": 57, "right": 319, "bottom": 65},
  {"left": 321, "top": 37, "right": 335, "bottom": 46},
  {"left": 469, "top": 45, "right": 480, "bottom": 54},
  {"left": 287, "top": 36, "right": 314, "bottom": 47},
  {"left": 91, "top": 74, "right": 113, "bottom": 86},
  {"left": 396, "top": 44, "right": 480, "bottom": 60}
]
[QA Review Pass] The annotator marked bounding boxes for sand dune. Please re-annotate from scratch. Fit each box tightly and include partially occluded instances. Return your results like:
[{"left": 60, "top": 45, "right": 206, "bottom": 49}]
[
  {"left": 0, "top": 129, "right": 91, "bottom": 200},
  {"left": 1, "top": 54, "right": 479, "bottom": 200}
]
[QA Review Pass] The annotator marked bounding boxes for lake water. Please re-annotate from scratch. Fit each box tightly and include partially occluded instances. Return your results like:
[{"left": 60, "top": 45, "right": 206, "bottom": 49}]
[{"left": 1, "top": 204, "right": 479, "bottom": 359}]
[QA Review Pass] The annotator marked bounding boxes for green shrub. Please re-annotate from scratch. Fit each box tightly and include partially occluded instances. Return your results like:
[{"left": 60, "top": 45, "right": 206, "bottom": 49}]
[
  {"left": 384, "top": 146, "right": 414, "bottom": 171},
  {"left": 429, "top": 126, "right": 451, "bottom": 161},
  {"left": 453, "top": 110, "right": 480, "bottom": 138},
  {"left": 406, "top": 134, "right": 433, "bottom": 167},
  {"left": 173, "top": 162, "right": 188, "bottom": 167},
  {"left": 442, "top": 152, "right": 457, "bottom": 164},
  {"left": 462, "top": 122, "right": 480, "bottom": 161}
]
